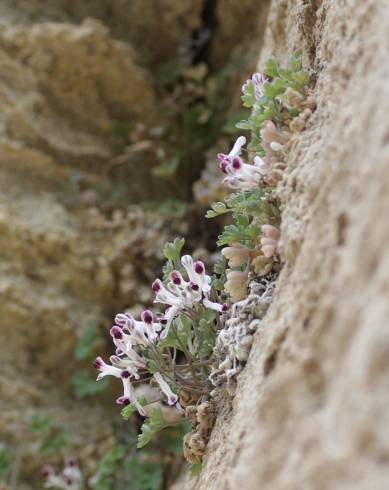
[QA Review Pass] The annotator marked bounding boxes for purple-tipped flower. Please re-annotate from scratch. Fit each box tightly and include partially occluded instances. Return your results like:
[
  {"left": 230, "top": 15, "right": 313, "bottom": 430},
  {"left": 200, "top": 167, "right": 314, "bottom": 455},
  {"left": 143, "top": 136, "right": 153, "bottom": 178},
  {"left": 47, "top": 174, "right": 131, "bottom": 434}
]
[
  {"left": 242, "top": 72, "right": 266, "bottom": 102},
  {"left": 141, "top": 310, "right": 154, "bottom": 325},
  {"left": 152, "top": 279, "right": 162, "bottom": 292},
  {"left": 189, "top": 281, "right": 199, "bottom": 291},
  {"left": 114, "top": 312, "right": 133, "bottom": 327},
  {"left": 232, "top": 157, "right": 242, "bottom": 170},
  {"left": 42, "top": 465, "right": 54, "bottom": 477},
  {"left": 169, "top": 270, "right": 183, "bottom": 285},
  {"left": 110, "top": 326, "right": 123, "bottom": 340},
  {"left": 153, "top": 372, "right": 178, "bottom": 406},
  {"left": 116, "top": 396, "right": 130, "bottom": 406},
  {"left": 217, "top": 136, "right": 263, "bottom": 191},
  {"left": 194, "top": 261, "right": 205, "bottom": 275},
  {"left": 93, "top": 356, "right": 104, "bottom": 369}
]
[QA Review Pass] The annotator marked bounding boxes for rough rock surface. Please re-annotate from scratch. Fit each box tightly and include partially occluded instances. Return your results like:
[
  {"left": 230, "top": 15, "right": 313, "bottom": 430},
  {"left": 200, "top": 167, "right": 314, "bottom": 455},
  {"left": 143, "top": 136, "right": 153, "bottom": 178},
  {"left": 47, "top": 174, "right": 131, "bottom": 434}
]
[
  {"left": 178, "top": 0, "right": 389, "bottom": 489},
  {"left": 0, "top": 0, "right": 204, "bottom": 66}
]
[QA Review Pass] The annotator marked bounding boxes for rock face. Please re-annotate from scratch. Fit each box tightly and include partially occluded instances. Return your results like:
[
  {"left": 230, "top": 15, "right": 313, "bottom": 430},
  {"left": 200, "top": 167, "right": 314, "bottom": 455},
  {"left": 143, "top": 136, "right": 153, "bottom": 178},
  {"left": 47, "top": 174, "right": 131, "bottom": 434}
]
[{"left": 183, "top": 1, "right": 389, "bottom": 489}]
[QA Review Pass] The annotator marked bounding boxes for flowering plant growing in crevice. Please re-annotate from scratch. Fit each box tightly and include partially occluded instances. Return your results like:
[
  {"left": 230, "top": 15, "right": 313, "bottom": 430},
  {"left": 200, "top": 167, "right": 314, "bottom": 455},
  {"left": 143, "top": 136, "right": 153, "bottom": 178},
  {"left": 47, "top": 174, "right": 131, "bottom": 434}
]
[
  {"left": 94, "top": 238, "right": 227, "bottom": 455},
  {"left": 95, "top": 50, "right": 314, "bottom": 467},
  {"left": 206, "top": 50, "right": 314, "bottom": 395},
  {"left": 206, "top": 49, "right": 314, "bottom": 302}
]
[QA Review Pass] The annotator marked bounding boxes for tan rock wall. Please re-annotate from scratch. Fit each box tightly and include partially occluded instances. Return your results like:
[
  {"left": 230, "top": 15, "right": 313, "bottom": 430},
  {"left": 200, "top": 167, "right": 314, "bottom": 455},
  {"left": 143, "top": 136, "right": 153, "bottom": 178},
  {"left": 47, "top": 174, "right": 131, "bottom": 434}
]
[{"left": 186, "top": 1, "right": 389, "bottom": 489}]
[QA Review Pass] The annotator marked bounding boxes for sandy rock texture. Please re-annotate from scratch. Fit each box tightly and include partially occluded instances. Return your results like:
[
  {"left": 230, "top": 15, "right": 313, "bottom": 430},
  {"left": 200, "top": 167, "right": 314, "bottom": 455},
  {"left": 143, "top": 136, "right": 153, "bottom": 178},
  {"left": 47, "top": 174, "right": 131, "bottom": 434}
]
[
  {"left": 0, "top": 2, "right": 201, "bottom": 486},
  {"left": 180, "top": 0, "right": 389, "bottom": 489},
  {"left": 0, "top": 0, "right": 204, "bottom": 66}
]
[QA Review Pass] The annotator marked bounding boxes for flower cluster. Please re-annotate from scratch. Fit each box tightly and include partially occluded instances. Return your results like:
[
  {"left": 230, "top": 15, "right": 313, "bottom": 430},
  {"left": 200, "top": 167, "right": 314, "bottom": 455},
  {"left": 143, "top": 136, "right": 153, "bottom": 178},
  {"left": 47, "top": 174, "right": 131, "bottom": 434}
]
[
  {"left": 42, "top": 458, "right": 83, "bottom": 490},
  {"left": 208, "top": 50, "right": 313, "bottom": 303},
  {"left": 95, "top": 243, "right": 227, "bottom": 452}
]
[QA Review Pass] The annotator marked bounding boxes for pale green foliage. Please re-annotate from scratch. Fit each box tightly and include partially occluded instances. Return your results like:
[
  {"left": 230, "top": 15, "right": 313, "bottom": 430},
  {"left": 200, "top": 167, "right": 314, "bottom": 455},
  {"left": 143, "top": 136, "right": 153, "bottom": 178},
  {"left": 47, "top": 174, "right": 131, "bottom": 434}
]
[
  {"left": 162, "top": 237, "right": 185, "bottom": 279},
  {"left": 121, "top": 396, "right": 147, "bottom": 421},
  {"left": 137, "top": 408, "right": 166, "bottom": 448},
  {"left": 238, "top": 49, "right": 310, "bottom": 153},
  {"left": 72, "top": 370, "right": 109, "bottom": 399},
  {"left": 207, "top": 50, "right": 310, "bottom": 291},
  {"left": 92, "top": 445, "right": 126, "bottom": 490},
  {"left": 0, "top": 446, "right": 11, "bottom": 483}
]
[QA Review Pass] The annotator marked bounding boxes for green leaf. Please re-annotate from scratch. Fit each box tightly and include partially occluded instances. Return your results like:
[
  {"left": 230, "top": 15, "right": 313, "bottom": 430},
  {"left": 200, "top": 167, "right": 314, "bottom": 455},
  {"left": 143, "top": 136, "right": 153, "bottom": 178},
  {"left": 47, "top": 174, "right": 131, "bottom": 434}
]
[
  {"left": 241, "top": 80, "right": 256, "bottom": 108},
  {"left": 235, "top": 120, "right": 252, "bottom": 130},
  {"left": 217, "top": 224, "right": 243, "bottom": 246},
  {"left": 205, "top": 201, "right": 229, "bottom": 219},
  {"left": 75, "top": 320, "right": 99, "bottom": 360},
  {"left": 163, "top": 237, "right": 185, "bottom": 263},
  {"left": 28, "top": 414, "right": 53, "bottom": 435},
  {"left": 158, "top": 316, "right": 192, "bottom": 353},
  {"left": 162, "top": 259, "right": 174, "bottom": 282},
  {"left": 264, "top": 56, "right": 280, "bottom": 78},
  {"left": 161, "top": 420, "right": 192, "bottom": 456},
  {"left": 121, "top": 396, "right": 147, "bottom": 420},
  {"left": 288, "top": 49, "right": 303, "bottom": 71},
  {"left": 214, "top": 254, "right": 227, "bottom": 275},
  {"left": 291, "top": 70, "right": 310, "bottom": 89},
  {"left": 0, "top": 446, "right": 12, "bottom": 483},
  {"left": 196, "top": 308, "right": 217, "bottom": 358},
  {"left": 236, "top": 214, "right": 250, "bottom": 227},
  {"left": 72, "top": 370, "right": 109, "bottom": 399},
  {"left": 262, "top": 79, "right": 286, "bottom": 99},
  {"left": 211, "top": 276, "right": 225, "bottom": 291},
  {"left": 40, "top": 432, "right": 68, "bottom": 455},
  {"left": 137, "top": 408, "right": 166, "bottom": 448}
]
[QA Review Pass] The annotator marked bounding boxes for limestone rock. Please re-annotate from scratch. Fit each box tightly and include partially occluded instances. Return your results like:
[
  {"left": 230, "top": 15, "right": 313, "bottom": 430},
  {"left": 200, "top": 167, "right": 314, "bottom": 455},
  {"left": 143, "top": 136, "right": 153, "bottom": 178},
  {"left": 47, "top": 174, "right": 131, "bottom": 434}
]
[{"left": 182, "top": 1, "right": 389, "bottom": 489}]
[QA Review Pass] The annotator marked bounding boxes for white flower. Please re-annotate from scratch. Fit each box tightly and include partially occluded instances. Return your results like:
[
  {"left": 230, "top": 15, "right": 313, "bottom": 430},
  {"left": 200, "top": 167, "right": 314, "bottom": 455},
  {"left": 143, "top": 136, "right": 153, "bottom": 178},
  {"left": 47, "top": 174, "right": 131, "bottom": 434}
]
[
  {"left": 152, "top": 255, "right": 213, "bottom": 337},
  {"left": 153, "top": 372, "right": 178, "bottom": 406},
  {"left": 93, "top": 356, "right": 146, "bottom": 416},
  {"left": 218, "top": 136, "right": 263, "bottom": 190},
  {"left": 203, "top": 298, "right": 228, "bottom": 313}
]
